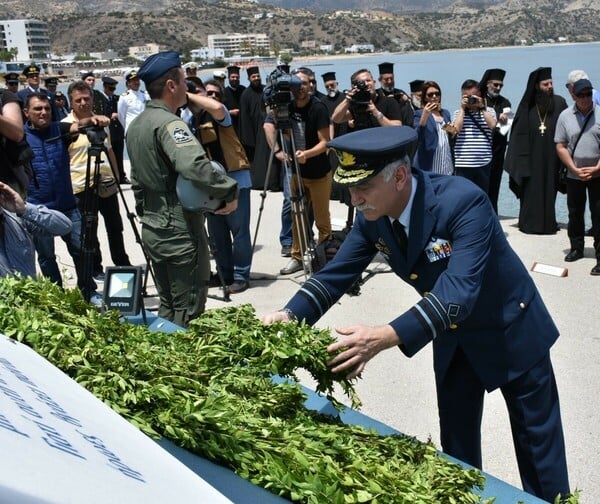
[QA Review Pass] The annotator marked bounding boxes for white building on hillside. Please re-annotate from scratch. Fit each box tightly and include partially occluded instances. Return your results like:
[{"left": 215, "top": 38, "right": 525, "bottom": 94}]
[
  {"left": 208, "top": 33, "right": 270, "bottom": 56},
  {"left": 190, "top": 47, "right": 225, "bottom": 61},
  {"left": 128, "top": 43, "right": 161, "bottom": 61},
  {"left": 0, "top": 19, "right": 51, "bottom": 61}
]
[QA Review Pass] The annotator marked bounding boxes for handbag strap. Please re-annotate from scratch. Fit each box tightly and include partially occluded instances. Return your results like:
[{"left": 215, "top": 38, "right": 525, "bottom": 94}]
[
  {"left": 570, "top": 111, "right": 594, "bottom": 155},
  {"left": 465, "top": 110, "right": 492, "bottom": 143}
]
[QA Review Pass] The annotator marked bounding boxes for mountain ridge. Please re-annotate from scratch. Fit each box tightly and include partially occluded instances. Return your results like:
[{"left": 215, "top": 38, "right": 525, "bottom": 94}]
[{"left": 2, "top": 0, "right": 599, "bottom": 57}]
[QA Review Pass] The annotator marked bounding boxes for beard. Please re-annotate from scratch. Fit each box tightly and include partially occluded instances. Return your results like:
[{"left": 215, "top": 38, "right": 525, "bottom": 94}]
[
  {"left": 411, "top": 96, "right": 421, "bottom": 109},
  {"left": 535, "top": 89, "right": 554, "bottom": 116},
  {"left": 487, "top": 89, "right": 500, "bottom": 99}
]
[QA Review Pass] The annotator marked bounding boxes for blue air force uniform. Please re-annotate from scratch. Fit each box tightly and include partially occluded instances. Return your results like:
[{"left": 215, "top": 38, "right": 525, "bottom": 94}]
[{"left": 284, "top": 126, "right": 570, "bottom": 502}]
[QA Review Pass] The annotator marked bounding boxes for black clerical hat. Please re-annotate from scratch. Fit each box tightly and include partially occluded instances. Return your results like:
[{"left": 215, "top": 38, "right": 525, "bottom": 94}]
[
  {"left": 378, "top": 62, "right": 394, "bottom": 75},
  {"left": 246, "top": 66, "right": 260, "bottom": 78},
  {"left": 534, "top": 67, "right": 552, "bottom": 82},
  {"left": 227, "top": 65, "right": 241, "bottom": 76},
  {"left": 409, "top": 79, "right": 424, "bottom": 93},
  {"left": 322, "top": 72, "right": 336, "bottom": 82}
]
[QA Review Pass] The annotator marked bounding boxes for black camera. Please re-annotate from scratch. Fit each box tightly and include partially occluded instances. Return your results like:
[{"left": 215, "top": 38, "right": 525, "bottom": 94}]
[
  {"left": 467, "top": 95, "right": 479, "bottom": 105},
  {"left": 350, "top": 79, "right": 372, "bottom": 105},
  {"left": 264, "top": 69, "right": 301, "bottom": 108},
  {"left": 264, "top": 69, "right": 302, "bottom": 126},
  {"left": 78, "top": 124, "right": 107, "bottom": 147}
]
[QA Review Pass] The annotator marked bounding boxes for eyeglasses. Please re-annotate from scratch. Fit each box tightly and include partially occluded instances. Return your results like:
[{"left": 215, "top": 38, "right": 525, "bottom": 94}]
[
  {"left": 489, "top": 82, "right": 503, "bottom": 88},
  {"left": 575, "top": 91, "right": 592, "bottom": 98},
  {"left": 206, "top": 90, "right": 221, "bottom": 97},
  {"left": 426, "top": 91, "right": 440, "bottom": 98}
]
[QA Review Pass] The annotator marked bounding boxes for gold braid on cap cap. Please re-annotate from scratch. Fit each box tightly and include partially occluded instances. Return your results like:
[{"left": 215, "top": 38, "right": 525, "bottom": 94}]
[{"left": 332, "top": 149, "right": 375, "bottom": 184}]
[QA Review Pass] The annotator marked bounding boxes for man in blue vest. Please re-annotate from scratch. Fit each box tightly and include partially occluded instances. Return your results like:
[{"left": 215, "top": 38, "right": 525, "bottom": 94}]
[
  {"left": 263, "top": 126, "right": 571, "bottom": 503},
  {"left": 22, "top": 92, "right": 100, "bottom": 302}
]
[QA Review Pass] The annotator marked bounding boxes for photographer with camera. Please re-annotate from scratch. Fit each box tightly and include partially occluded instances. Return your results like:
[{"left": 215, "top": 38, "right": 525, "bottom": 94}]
[
  {"left": 263, "top": 68, "right": 332, "bottom": 275},
  {"left": 62, "top": 80, "right": 132, "bottom": 282},
  {"left": 452, "top": 79, "right": 497, "bottom": 193},
  {"left": 332, "top": 69, "right": 403, "bottom": 131}
]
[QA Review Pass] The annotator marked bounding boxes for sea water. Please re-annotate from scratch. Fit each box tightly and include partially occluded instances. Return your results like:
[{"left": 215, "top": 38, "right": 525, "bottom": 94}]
[{"left": 85, "top": 42, "right": 600, "bottom": 223}]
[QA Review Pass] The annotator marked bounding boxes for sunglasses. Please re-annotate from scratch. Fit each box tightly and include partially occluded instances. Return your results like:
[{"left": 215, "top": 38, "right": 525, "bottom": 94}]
[
  {"left": 489, "top": 82, "right": 503, "bottom": 88},
  {"left": 575, "top": 91, "right": 592, "bottom": 98},
  {"left": 206, "top": 90, "right": 221, "bottom": 97},
  {"left": 426, "top": 91, "right": 440, "bottom": 98}
]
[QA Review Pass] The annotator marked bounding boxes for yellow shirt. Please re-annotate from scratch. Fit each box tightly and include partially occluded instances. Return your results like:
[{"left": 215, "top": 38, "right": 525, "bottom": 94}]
[{"left": 61, "top": 112, "right": 114, "bottom": 194}]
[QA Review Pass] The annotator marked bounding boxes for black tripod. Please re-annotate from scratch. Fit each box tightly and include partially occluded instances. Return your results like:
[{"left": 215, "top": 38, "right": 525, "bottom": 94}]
[
  {"left": 253, "top": 114, "right": 315, "bottom": 278},
  {"left": 79, "top": 130, "right": 106, "bottom": 303},
  {"left": 78, "top": 127, "right": 156, "bottom": 305}
]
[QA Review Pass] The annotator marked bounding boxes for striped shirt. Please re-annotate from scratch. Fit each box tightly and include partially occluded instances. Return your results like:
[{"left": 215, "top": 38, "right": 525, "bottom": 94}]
[{"left": 452, "top": 107, "right": 496, "bottom": 168}]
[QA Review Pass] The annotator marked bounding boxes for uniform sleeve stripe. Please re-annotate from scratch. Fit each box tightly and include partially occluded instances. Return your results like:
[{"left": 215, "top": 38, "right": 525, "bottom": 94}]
[
  {"left": 411, "top": 304, "right": 438, "bottom": 340},
  {"left": 298, "top": 278, "right": 333, "bottom": 318},
  {"left": 424, "top": 293, "right": 451, "bottom": 328},
  {"left": 410, "top": 293, "right": 451, "bottom": 340}
]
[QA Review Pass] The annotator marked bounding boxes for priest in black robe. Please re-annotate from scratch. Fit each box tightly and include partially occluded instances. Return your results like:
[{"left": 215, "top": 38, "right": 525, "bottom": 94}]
[
  {"left": 239, "top": 66, "right": 279, "bottom": 190},
  {"left": 222, "top": 65, "right": 246, "bottom": 136},
  {"left": 479, "top": 68, "right": 511, "bottom": 214},
  {"left": 504, "top": 67, "right": 567, "bottom": 234}
]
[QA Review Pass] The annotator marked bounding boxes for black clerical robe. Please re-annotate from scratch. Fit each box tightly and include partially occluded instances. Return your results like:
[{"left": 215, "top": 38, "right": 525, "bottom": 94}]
[
  {"left": 239, "top": 84, "right": 278, "bottom": 190},
  {"left": 504, "top": 94, "right": 567, "bottom": 234}
]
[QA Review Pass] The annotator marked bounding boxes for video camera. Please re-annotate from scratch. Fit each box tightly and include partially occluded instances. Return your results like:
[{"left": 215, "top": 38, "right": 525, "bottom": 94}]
[
  {"left": 263, "top": 69, "right": 301, "bottom": 126},
  {"left": 78, "top": 124, "right": 107, "bottom": 147},
  {"left": 350, "top": 79, "right": 372, "bottom": 106}
]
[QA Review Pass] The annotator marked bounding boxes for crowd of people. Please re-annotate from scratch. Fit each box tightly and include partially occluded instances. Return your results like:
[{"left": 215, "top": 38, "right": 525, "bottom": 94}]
[{"left": 1, "top": 56, "right": 599, "bottom": 309}]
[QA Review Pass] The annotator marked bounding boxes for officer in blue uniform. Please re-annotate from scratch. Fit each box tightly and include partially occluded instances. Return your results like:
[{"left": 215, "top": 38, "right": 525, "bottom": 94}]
[{"left": 263, "top": 126, "right": 571, "bottom": 503}]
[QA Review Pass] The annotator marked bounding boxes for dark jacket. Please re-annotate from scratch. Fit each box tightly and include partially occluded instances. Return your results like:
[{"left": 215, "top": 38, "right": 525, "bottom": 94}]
[{"left": 25, "top": 121, "right": 78, "bottom": 211}]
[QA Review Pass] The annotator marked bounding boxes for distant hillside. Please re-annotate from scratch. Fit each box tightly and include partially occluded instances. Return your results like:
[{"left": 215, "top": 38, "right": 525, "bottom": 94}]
[{"left": 2, "top": 0, "right": 599, "bottom": 57}]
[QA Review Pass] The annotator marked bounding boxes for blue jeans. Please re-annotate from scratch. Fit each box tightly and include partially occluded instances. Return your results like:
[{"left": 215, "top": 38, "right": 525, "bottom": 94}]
[
  {"left": 33, "top": 207, "right": 91, "bottom": 291},
  {"left": 280, "top": 163, "right": 292, "bottom": 247},
  {"left": 206, "top": 187, "right": 252, "bottom": 283}
]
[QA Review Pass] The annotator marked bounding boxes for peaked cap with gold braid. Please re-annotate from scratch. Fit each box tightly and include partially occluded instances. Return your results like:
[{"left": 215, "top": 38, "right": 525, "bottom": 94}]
[{"left": 328, "top": 126, "right": 417, "bottom": 187}]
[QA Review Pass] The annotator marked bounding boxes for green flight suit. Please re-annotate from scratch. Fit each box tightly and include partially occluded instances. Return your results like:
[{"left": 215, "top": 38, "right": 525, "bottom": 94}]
[{"left": 126, "top": 100, "right": 238, "bottom": 327}]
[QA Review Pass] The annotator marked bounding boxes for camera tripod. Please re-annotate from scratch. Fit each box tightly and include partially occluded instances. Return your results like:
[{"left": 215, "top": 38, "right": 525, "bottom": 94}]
[
  {"left": 252, "top": 116, "right": 315, "bottom": 278},
  {"left": 79, "top": 128, "right": 156, "bottom": 309}
]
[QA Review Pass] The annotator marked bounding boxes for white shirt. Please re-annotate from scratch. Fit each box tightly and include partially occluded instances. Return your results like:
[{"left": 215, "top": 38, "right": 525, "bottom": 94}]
[{"left": 117, "top": 88, "right": 149, "bottom": 134}]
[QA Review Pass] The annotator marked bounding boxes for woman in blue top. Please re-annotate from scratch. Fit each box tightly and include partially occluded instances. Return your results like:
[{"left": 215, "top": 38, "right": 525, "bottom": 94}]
[{"left": 413, "top": 81, "right": 454, "bottom": 175}]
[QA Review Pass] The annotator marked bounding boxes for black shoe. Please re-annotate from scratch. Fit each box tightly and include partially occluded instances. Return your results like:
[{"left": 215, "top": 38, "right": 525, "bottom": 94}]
[
  {"left": 120, "top": 177, "right": 131, "bottom": 185},
  {"left": 280, "top": 258, "right": 303, "bottom": 275},
  {"left": 591, "top": 264, "right": 600, "bottom": 276},
  {"left": 208, "top": 272, "right": 232, "bottom": 287},
  {"left": 585, "top": 227, "right": 593, "bottom": 237},
  {"left": 228, "top": 280, "right": 249, "bottom": 294},
  {"left": 281, "top": 245, "right": 292, "bottom": 257},
  {"left": 564, "top": 249, "right": 584, "bottom": 262}
]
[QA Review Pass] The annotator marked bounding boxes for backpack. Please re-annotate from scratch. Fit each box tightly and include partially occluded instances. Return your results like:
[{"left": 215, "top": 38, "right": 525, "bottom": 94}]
[{"left": 0, "top": 89, "right": 36, "bottom": 197}]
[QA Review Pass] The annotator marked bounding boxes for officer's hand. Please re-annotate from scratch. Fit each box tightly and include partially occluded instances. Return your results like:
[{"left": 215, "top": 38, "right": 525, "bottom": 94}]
[
  {"left": 327, "top": 324, "right": 400, "bottom": 379},
  {"left": 262, "top": 311, "right": 292, "bottom": 324},
  {"left": 213, "top": 199, "right": 238, "bottom": 216}
]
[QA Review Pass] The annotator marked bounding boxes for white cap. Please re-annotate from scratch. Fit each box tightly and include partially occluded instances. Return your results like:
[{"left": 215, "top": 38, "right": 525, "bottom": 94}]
[
  {"left": 566, "top": 69, "right": 589, "bottom": 85},
  {"left": 213, "top": 70, "right": 227, "bottom": 79}
]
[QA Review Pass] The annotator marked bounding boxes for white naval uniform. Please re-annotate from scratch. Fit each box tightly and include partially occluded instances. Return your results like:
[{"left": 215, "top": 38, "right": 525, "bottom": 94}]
[{"left": 117, "top": 88, "right": 149, "bottom": 134}]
